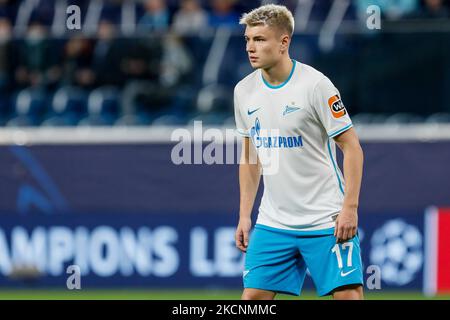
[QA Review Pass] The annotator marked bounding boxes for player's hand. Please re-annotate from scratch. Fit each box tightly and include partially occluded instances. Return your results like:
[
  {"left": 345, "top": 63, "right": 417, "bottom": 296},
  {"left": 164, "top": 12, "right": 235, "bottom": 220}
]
[
  {"left": 235, "top": 217, "right": 252, "bottom": 253},
  {"left": 334, "top": 206, "right": 358, "bottom": 243}
]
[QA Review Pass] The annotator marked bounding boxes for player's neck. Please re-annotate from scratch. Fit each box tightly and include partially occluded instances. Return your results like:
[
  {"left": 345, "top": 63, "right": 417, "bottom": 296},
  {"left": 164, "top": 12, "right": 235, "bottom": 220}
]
[{"left": 261, "top": 57, "right": 294, "bottom": 87}]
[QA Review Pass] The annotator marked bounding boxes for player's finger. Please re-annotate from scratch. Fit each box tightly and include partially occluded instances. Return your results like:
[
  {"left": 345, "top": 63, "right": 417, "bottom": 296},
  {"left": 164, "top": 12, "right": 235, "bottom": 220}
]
[
  {"left": 341, "top": 227, "right": 348, "bottom": 242},
  {"left": 236, "top": 241, "right": 245, "bottom": 252},
  {"left": 350, "top": 227, "right": 357, "bottom": 239},
  {"left": 236, "top": 230, "right": 248, "bottom": 252},
  {"left": 347, "top": 228, "right": 353, "bottom": 240},
  {"left": 343, "top": 225, "right": 352, "bottom": 242},
  {"left": 336, "top": 225, "right": 343, "bottom": 243},
  {"left": 334, "top": 219, "right": 339, "bottom": 237},
  {"left": 235, "top": 230, "right": 243, "bottom": 247},
  {"left": 243, "top": 231, "right": 249, "bottom": 248},
  {"left": 346, "top": 225, "right": 353, "bottom": 240}
]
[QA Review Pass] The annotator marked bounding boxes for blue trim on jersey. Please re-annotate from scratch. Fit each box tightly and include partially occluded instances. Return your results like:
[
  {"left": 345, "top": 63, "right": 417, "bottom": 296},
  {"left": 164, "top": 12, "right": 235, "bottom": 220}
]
[
  {"left": 329, "top": 123, "right": 353, "bottom": 138},
  {"left": 327, "top": 140, "right": 345, "bottom": 195},
  {"left": 256, "top": 224, "right": 335, "bottom": 236},
  {"left": 236, "top": 128, "right": 250, "bottom": 137},
  {"left": 261, "top": 59, "right": 296, "bottom": 89}
]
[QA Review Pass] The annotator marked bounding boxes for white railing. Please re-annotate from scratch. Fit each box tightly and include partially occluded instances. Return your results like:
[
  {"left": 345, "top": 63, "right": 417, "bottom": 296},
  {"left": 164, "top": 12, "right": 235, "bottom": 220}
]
[{"left": 1, "top": 124, "right": 450, "bottom": 145}]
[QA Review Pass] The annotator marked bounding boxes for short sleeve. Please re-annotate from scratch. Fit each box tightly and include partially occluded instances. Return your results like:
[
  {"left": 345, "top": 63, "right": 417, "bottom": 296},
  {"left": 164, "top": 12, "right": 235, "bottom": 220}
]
[
  {"left": 312, "top": 77, "right": 353, "bottom": 138},
  {"left": 234, "top": 87, "right": 250, "bottom": 137}
]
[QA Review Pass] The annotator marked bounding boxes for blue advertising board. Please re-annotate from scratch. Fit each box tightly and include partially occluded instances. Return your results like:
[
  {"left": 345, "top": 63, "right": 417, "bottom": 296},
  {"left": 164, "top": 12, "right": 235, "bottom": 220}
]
[
  {"left": 0, "top": 212, "right": 425, "bottom": 291},
  {"left": 0, "top": 142, "right": 445, "bottom": 291},
  {"left": 0, "top": 142, "right": 450, "bottom": 215}
]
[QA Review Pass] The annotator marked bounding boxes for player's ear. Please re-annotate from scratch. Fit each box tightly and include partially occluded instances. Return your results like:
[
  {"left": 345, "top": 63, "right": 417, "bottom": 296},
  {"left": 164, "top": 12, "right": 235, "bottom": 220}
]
[{"left": 280, "top": 34, "right": 290, "bottom": 53}]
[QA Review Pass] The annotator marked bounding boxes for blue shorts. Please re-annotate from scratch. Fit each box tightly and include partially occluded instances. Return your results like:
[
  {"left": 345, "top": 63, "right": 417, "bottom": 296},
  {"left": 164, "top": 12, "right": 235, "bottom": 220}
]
[{"left": 243, "top": 224, "right": 363, "bottom": 297}]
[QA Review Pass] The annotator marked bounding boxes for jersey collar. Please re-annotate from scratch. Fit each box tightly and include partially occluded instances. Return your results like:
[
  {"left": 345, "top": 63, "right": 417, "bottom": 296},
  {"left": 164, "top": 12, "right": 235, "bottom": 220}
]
[{"left": 261, "top": 59, "right": 296, "bottom": 89}]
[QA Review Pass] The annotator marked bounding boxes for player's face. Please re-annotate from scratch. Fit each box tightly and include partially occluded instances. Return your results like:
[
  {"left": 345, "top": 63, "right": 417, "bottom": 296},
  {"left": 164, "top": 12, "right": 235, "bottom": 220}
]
[{"left": 244, "top": 25, "right": 286, "bottom": 69}]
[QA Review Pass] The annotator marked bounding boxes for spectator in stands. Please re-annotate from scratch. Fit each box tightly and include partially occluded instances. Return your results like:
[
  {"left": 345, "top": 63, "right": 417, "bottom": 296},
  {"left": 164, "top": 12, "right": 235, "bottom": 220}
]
[
  {"left": 61, "top": 35, "right": 96, "bottom": 89},
  {"left": 355, "top": 0, "right": 419, "bottom": 21},
  {"left": 82, "top": 0, "right": 144, "bottom": 37},
  {"left": 33, "top": 0, "right": 55, "bottom": 27},
  {"left": 15, "top": 17, "right": 61, "bottom": 89},
  {"left": 408, "top": 0, "right": 449, "bottom": 19},
  {"left": 0, "top": 17, "right": 13, "bottom": 92},
  {"left": 101, "top": 0, "right": 123, "bottom": 25},
  {"left": 208, "top": 0, "right": 239, "bottom": 28},
  {"left": 172, "top": 0, "right": 208, "bottom": 35},
  {"left": 91, "top": 19, "right": 127, "bottom": 86},
  {"left": 160, "top": 32, "right": 193, "bottom": 87},
  {"left": 137, "top": 0, "right": 170, "bottom": 32},
  {"left": 0, "top": 0, "right": 14, "bottom": 22},
  {"left": 120, "top": 34, "right": 163, "bottom": 84}
]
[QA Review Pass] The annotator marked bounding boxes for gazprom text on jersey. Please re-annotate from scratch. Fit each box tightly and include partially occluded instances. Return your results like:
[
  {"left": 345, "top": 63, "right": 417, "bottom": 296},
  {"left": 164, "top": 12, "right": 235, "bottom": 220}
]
[{"left": 254, "top": 135, "right": 303, "bottom": 148}]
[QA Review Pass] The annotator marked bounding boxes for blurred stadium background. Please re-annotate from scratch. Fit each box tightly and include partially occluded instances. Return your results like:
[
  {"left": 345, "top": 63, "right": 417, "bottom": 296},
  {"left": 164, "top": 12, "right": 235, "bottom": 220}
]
[{"left": 0, "top": 0, "right": 449, "bottom": 300}]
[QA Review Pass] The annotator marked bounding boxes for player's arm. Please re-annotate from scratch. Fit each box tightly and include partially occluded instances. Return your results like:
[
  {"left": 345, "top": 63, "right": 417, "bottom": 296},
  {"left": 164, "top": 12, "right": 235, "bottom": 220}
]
[
  {"left": 333, "top": 127, "right": 364, "bottom": 243},
  {"left": 235, "top": 137, "right": 261, "bottom": 252}
]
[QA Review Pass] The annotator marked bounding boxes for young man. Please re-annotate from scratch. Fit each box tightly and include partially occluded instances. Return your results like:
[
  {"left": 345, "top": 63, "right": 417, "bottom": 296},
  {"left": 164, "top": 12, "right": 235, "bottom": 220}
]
[{"left": 234, "top": 4, "right": 364, "bottom": 300}]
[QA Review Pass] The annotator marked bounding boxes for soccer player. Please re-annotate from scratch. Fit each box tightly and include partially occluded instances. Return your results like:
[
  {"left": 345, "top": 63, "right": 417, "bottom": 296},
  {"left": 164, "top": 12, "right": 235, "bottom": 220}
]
[{"left": 234, "top": 4, "right": 364, "bottom": 300}]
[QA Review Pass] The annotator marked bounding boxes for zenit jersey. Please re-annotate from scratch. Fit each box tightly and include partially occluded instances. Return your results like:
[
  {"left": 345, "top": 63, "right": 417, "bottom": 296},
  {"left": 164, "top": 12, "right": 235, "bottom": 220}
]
[{"left": 234, "top": 60, "right": 353, "bottom": 231}]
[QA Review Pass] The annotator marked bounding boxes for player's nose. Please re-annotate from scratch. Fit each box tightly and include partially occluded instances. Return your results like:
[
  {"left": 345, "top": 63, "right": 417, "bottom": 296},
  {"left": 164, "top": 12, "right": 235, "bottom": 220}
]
[{"left": 246, "top": 41, "right": 255, "bottom": 53}]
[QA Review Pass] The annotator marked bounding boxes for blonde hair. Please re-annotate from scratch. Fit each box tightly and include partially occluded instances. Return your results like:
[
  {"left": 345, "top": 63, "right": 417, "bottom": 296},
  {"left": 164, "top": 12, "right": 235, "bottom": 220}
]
[{"left": 239, "top": 4, "right": 295, "bottom": 36}]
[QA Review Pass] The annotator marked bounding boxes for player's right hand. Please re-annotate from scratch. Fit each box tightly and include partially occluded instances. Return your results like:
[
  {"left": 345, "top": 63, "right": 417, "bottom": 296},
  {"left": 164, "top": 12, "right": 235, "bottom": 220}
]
[{"left": 235, "top": 218, "right": 252, "bottom": 253}]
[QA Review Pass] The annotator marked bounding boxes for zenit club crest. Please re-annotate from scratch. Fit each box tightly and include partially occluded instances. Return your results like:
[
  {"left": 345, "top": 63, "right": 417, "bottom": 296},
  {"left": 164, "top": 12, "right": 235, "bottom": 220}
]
[{"left": 328, "top": 95, "right": 346, "bottom": 118}]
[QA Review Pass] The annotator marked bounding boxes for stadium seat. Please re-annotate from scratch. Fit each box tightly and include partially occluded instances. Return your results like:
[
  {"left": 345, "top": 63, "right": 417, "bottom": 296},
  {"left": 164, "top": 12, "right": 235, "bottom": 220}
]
[
  {"left": 351, "top": 113, "right": 378, "bottom": 125},
  {"left": 41, "top": 86, "right": 88, "bottom": 126},
  {"left": 384, "top": 113, "right": 425, "bottom": 124},
  {"left": 184, "top": 84, "right": 233, "bottom": 126},
  {"left": 0, "top": 93, "right": 12, "bottom": 126},
  {"left": 78, "top": 86, "right": 120, "bottom": 126},
  {"left": 222, "top": 115, "right": 237, "bottom": 127},
  {"left": 114, "top": 113, "right": 152, "bottom": 126},
  {"left": 151, "top": 114, "right": 187, "bottom": 126},
  {"left": 120, "top": 81, "right": 177, "bottom": 120},
  {"left": 425, "top": 113, "right": 450, "bottom": 124},
  {"left": 6, "top": 88, "right": 47, "bottom": 127},
  {"left": 196, "top": 84, "right": 232, "bottom": 113},
  {"left": 187, "top": 112, "right": 229, "bottom": 126},
  {"left": 369, "top": 114, "right": 389, "bottom": 124},
  {"left": 167, "top": 85, "right": 197, "bottom": 117}
]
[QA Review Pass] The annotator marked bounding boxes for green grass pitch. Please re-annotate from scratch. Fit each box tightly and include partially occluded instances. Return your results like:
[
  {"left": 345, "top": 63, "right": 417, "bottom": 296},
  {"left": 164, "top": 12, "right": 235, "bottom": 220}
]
[{"left": 0, "top": 289, "right": 448, "bottom": 300}]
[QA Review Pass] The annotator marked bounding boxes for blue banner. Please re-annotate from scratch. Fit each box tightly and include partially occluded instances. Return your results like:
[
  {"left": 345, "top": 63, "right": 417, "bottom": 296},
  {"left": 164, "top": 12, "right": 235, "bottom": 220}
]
[
  {"left": 0, "top": 212, "right": 425, "bottom": 291},
  {"left": 0, "top": 142, "right": 443, "bottom": 290},
  {"left": 1, "top": 143, "right": 450, "bottom": 215}
]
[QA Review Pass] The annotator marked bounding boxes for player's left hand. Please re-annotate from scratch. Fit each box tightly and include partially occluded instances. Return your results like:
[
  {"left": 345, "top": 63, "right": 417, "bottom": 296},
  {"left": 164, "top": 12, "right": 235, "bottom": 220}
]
[{"left": 334, "top": 206, "right": 358, "bottom": 243}]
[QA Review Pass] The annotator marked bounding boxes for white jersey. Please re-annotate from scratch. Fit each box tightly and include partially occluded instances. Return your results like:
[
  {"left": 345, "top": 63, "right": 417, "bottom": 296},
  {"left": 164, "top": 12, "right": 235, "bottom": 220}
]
[{"left": 234, "top": 60, "right": 353, "bottom": 231}]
